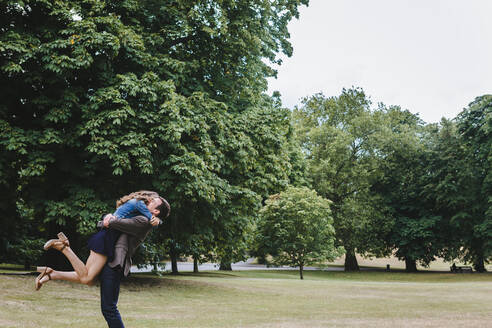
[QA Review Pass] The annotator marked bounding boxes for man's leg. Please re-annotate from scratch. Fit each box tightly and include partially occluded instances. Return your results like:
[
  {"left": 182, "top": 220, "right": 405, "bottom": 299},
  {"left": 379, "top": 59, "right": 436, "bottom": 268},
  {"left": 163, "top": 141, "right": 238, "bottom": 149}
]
[{"left": 100, "top": 263, "right": 124, "bottom": 328}]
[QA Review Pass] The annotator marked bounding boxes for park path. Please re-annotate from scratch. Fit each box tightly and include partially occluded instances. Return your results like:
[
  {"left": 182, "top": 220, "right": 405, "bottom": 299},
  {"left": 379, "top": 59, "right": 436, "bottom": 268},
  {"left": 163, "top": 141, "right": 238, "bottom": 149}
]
[{"left": 131, "top": 258, "right": 345, "bottom": 273}]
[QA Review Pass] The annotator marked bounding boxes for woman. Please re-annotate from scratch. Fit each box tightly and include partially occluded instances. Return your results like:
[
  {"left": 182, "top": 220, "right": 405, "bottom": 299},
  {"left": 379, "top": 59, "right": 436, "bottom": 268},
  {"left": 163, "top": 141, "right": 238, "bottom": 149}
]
[{"left": 35, "top": 191, "right": 170, "bottom": 289}]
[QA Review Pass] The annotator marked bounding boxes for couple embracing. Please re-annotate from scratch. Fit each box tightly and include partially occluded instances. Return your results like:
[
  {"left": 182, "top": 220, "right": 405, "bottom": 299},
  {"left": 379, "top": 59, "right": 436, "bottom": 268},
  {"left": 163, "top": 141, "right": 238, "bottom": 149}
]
[{"left": 35, "top": 190, "right": 170, "bottom": 328}]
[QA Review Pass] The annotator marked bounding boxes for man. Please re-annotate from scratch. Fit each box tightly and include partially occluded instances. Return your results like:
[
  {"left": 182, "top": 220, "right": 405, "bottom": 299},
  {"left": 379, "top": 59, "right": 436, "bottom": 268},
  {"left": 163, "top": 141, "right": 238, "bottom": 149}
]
[{"left": 98, "top": 196, "right": 170, "bottom": 328}]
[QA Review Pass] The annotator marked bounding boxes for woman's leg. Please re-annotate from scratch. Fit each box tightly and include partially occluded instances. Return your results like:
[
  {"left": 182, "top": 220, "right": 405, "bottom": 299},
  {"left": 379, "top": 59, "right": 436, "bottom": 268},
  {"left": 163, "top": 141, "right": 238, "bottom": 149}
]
[
  {"left": 61, "top": 247, "right": 107, "bottom": 284},
  {"left": 40, "top": 271, "right": 80, "bottom": 284},
  {"left": 40, "top": 250, "right": 107, "bottom": 286},
  {"left": 85, "top": 250, "right": 108, "bottom": 283}
]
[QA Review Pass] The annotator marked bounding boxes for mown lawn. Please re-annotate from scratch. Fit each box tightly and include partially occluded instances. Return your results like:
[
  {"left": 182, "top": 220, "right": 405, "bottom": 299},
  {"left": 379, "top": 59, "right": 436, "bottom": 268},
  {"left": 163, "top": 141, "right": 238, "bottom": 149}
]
[{"left": 1, "top": 270, "right": 491, "bottom": 327}]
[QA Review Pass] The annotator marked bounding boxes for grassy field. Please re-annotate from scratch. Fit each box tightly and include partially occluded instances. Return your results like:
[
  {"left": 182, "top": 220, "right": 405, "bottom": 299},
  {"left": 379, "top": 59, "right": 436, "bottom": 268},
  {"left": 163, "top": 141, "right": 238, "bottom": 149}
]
[{"left": 1, "top": 270, "right": 491, "bottom": 328}]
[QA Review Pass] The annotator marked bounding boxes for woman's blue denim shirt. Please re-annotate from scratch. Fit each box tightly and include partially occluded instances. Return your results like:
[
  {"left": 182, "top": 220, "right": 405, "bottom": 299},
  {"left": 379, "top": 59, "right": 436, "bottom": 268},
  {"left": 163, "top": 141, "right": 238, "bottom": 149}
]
[{"left": 113, "top": 198, "right": 152, "bottom": 220}]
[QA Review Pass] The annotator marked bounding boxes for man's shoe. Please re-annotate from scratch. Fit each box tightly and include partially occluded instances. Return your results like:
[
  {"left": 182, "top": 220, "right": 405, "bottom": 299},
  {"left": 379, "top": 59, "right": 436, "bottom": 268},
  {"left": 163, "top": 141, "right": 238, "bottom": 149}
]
[{"left": 43, "top": 232, "right": 70, "bottom": 251}]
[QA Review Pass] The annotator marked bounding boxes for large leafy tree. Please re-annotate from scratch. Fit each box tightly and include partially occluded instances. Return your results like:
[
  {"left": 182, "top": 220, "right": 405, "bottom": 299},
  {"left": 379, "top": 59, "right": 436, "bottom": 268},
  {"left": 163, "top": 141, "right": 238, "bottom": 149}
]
[
  {"left": 373, "top": 109, "right": 450, "bottom": 272},
  {"left": 432, "top": 95, "right": 492, "bottom": 271},
  {"left": 293, "top": 88, "right": 394, "bottom": 271},
  {"left": 255, "top": 186, "right": 342, "bottom": 279},
  {"left": 0, "top": 0, "right": 308, "bottom": 268},
  {"left": 375, "top": 100, "right": 491, "bottom": 272}
]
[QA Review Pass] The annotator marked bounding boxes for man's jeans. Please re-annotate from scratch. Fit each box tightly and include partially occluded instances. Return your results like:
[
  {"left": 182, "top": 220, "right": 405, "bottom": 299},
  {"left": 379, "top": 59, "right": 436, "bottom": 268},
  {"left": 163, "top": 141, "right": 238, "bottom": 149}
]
[{"left": 100, "top": 263, "right": 124, "bottom": 328}]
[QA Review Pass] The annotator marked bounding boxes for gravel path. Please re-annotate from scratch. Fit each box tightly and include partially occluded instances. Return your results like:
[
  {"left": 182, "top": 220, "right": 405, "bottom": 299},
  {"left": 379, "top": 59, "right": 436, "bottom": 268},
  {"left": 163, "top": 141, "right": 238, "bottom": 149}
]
[{"left": 131, "top": 258, "right": 346, "bottom": 273}]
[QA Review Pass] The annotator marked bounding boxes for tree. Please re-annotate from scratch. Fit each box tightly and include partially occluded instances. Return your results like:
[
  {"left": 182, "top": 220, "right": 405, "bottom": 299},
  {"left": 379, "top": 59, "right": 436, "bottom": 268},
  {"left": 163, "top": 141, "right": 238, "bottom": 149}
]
[
  {"left": 293, "top": 88, "right": 393, "bottom": 271},
  {"left": 431, "top": 95, "right": 492, "bottom": 271},
  {"left": 256, "top": 187, "right": 342, "bottom": 279},
  {"left": 0, "top": 0, "right": 309, "bottom": 269},
  {"left": 373, "top": 109, "right": 447, "bottom": 272}
]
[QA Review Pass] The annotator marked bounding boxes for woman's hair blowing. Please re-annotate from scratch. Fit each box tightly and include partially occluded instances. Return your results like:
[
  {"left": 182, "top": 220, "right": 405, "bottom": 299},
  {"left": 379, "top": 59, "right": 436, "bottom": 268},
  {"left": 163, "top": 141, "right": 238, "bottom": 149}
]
[
  {"left": 116, "top": 190, "right": 170, "bottom": 218},
  {"left": 116, "top": 190, "right": 159, "bottom": 208}
]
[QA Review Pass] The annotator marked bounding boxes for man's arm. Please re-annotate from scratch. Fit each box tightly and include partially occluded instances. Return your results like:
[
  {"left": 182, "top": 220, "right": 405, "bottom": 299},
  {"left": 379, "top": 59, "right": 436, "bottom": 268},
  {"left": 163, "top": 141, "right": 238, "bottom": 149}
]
[
  {"left": 101, "top": 214, "right": 161, "bottom": 227},
  {"left": 96, "top": 215, "right": 158, "bottom": 238}
]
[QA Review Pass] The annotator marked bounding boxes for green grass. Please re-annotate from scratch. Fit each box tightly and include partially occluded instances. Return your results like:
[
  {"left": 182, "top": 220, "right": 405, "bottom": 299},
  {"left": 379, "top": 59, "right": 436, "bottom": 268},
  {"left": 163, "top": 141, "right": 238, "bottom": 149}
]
[{"left": 1, "top": 270, "right": 491, "bottom": 327}]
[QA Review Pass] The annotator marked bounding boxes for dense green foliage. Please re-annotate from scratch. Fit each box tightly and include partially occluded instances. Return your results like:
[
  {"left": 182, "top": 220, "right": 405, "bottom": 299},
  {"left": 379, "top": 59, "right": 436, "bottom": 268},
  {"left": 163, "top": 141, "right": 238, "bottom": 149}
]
[
  {"left": 293, "top": 89, "right": 395, "bottom": 270},
  {"left": 373, "top": 111, "right": 447, "bottom": 271},
  {"left": 255, "top": 186, "right": 342, "bottom": 279},
  {"left": 0, "top": 0, "right": 489, "bottom": 273},
  {"left": 294, "top": 88, "right": 491, "bottom": 272},
  {"left": 0, "top": 0, "right": 307, "bottom": 269},
  {"left": 428, "top": 96, "right": 492, "bottom": 271}
]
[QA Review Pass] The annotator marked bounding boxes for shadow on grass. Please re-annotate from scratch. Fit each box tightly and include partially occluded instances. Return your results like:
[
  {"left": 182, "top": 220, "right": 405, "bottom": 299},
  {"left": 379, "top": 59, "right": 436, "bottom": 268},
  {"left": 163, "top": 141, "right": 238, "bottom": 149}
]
[
  {"left": 132, "top": 271, "right": 239, "bottom": 280},
  {"left": 123, "top": 273, "right": 242, "bottom": 294},
  {"left": 132, "top": 269, "right": 492, "bottom": 284},
  {"left": 0, "top": 263, "right": 38, "bottom": 275},
  {"left": 168, "top": 271, "right": 239, "bottom": 278}
]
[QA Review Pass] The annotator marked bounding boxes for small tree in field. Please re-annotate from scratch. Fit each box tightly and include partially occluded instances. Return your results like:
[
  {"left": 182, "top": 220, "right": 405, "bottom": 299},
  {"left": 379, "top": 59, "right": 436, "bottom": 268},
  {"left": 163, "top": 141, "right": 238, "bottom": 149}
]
[{"left": 256, "top": 187, "right": 343, "bottom": 279}]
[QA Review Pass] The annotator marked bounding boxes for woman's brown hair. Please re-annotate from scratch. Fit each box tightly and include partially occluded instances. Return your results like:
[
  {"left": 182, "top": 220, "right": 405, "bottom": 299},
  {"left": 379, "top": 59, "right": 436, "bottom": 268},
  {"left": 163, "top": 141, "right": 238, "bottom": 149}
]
[{"left": 116, "top": 190, "right": 159, "bottom": 208}]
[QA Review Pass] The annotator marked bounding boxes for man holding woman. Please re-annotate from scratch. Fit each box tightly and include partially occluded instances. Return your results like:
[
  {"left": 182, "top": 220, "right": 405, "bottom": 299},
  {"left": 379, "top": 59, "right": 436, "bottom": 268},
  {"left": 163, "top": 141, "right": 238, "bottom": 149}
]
[{"left": 35, "top": 191, "right": 170, "bottom": 328}]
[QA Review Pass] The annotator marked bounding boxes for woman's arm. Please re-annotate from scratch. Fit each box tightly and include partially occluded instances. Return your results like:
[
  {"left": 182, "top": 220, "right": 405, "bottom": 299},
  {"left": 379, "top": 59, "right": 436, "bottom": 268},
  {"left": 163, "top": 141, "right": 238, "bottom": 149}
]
[
  {"left": 113, "top": 198, "right": 152, "bottom": 220},
  {"left": 134, "top": 200, "right": 153, "bottom": 220}
]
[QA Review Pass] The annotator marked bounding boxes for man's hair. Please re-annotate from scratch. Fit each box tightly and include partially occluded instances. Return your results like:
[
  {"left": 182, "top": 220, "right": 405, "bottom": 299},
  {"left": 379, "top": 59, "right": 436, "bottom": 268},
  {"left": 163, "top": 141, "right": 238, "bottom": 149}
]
[{"left": 156, "top": 197, "right": 170, "bottom": 218}]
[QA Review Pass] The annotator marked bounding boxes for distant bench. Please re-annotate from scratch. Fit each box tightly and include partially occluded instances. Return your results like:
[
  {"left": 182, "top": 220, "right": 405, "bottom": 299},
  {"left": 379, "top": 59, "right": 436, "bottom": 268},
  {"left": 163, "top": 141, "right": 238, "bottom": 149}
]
[{"left": 450, "top": 265, "right": 473, "bottom": 273}]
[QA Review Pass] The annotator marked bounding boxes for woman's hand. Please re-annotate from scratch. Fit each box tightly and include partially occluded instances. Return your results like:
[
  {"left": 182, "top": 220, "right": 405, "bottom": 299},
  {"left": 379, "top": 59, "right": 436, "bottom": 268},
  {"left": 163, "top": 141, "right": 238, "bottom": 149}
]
[{"left": 150, "top": 216, "right": 161, "bottom": 227}]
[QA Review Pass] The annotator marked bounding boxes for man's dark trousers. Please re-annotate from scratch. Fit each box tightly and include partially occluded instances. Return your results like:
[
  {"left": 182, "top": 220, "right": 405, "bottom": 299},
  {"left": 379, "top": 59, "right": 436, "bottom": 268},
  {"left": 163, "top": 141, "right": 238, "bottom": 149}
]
[{"left": 100, "top": 263, "right": 124, "bottom": 328}]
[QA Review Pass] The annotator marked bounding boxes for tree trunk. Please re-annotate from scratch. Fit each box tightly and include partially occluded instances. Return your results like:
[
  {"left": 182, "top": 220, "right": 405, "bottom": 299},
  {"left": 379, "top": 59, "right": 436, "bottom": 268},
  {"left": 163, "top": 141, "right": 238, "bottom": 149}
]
[
  {"left": 473, "top": 257, "right": 486, "bottom": 272},
  {"left": 193, "top": 256, "right": 199, "bottom": 273},
  {"left": 344, "top": 248, "right": 359, "bottom": 271},
  {"left": 170, "top": 243, "right": 178, "bottom": 274},
  {"left": 257, "top": 254, "right": 267, "bottom": 265},
  {"left": 299, "top": 264, "right": 304, "bottom": 280},
  {"left": 405, "top": 257, "right": 418, "bottom": 272},
  {"left": 219, "top": 262, "right": 232, "bottom": 271}
]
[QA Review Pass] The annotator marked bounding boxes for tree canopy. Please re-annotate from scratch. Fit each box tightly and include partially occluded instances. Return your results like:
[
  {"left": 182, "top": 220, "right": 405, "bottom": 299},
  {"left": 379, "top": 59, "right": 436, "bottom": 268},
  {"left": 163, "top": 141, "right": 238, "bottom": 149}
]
[
  {"left": 1, "top": 0, "right": 489, "bottom": 273},
  {"left": 293, "top": 88, "right": 394, "bottom": 271},
  {"left": 255, "top": 186, "right": 342, "bottom": 279},
  {"left": 0, "top": 0, "right": 308, "bottom": 269}
]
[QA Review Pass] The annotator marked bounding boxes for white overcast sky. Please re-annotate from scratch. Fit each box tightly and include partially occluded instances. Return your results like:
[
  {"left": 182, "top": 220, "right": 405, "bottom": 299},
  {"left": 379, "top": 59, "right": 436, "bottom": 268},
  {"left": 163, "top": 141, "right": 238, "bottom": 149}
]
[{"left": 266, "top": 0, "right": 492, "bottom": 123}]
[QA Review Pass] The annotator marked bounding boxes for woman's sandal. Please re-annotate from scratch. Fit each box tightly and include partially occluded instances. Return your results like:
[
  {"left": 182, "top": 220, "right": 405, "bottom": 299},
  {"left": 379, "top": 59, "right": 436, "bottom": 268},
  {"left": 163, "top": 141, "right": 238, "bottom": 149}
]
[
  {"left": 43, "top": 232, "right": 70, "bottom": 251},
  {"left": 43, "top": 234, "right": 68, "bottom": 251},
  {"left": 35, "top": 267, "right": 53, "bottom": 291}
]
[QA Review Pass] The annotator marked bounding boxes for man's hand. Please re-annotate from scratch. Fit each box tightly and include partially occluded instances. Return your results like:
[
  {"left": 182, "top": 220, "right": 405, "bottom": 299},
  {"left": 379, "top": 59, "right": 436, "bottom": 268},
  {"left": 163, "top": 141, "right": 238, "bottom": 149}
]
[
  {"left": 150, "top": 216, "right": 161, "bottom": 227},
  {"left": 103, "top": 214, "right": 116, "bottom": 228}
]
